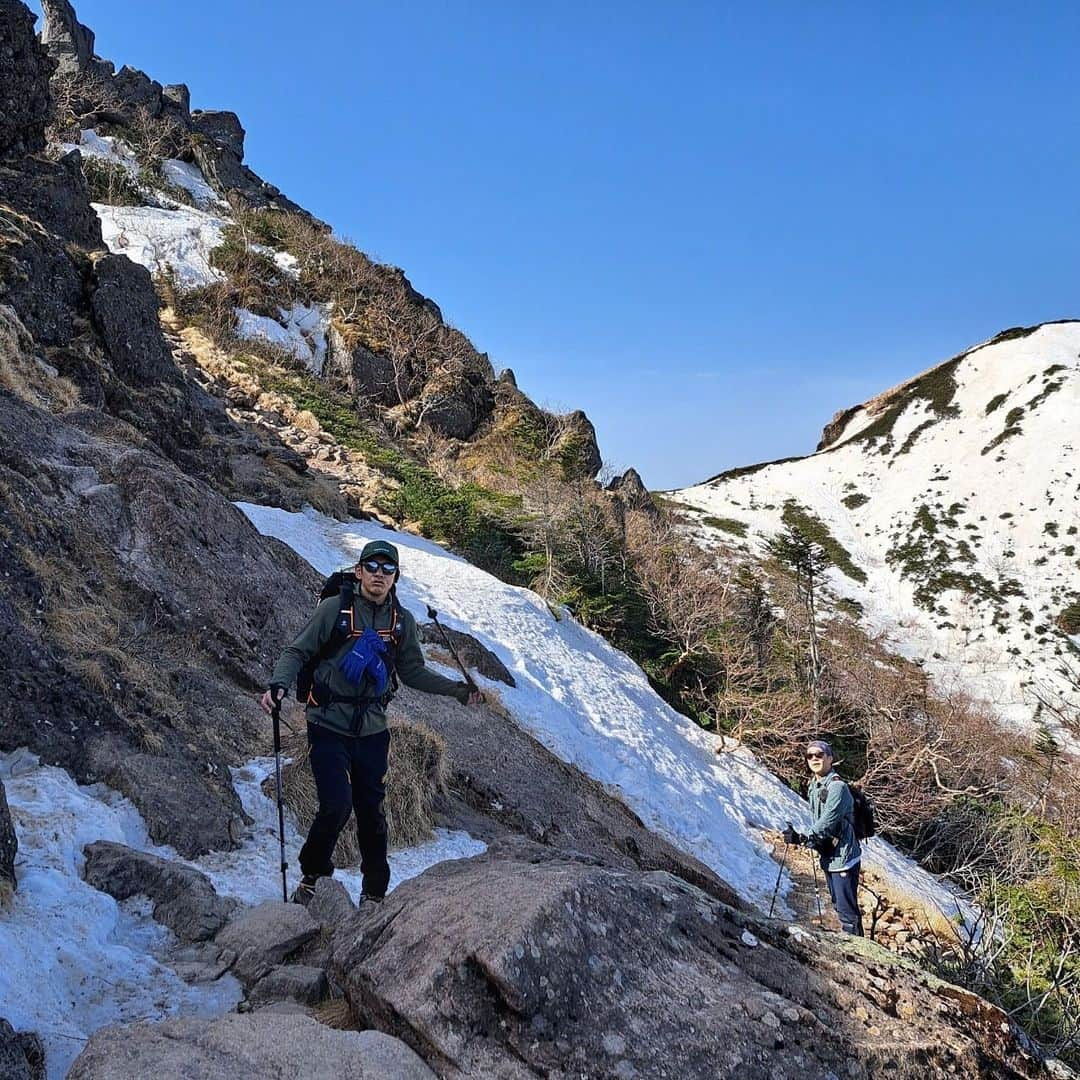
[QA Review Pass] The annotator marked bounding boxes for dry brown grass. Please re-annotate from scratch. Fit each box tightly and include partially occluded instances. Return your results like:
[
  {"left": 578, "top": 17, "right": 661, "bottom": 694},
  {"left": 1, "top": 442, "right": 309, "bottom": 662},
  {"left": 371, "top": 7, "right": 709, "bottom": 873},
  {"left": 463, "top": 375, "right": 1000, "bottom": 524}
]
[
  {"left": 273, "top": 717, "right": 448, "bottom": 863},
  {"left": 312, "top": 998, "right": 358, "bottom": 1031},
  {"left": 0, "top": 303, "right": 79, "bottom": 411},
  {"left": 0, "top": 879, "right": 13, "bottom": 910}
]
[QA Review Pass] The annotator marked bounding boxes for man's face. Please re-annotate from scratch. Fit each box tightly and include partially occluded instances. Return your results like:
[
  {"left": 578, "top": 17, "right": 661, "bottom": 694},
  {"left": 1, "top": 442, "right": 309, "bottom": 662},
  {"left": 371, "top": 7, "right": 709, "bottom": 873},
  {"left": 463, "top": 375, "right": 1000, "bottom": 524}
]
[
  {"left": 356, "top": 557, "right": 396, "bottom": 602},
  {"left": 805, "top": 747, "right": 832, "bottom": 777}
]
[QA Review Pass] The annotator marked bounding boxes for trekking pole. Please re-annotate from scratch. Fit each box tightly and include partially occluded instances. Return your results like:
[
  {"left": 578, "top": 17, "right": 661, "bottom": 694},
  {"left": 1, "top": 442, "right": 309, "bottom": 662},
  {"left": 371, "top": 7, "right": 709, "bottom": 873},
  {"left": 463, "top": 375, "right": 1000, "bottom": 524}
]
[
  {"left": 768, "top": 839, "right": 790, "bottom": 919},
  {"left": 810, "top": 854, "right": 824, "bottom": 924},
  {"left": 271, "top": 697, "right": 289, "bottom": 903},
  {"left": 425, "top": 605, "right": 481, "bottom": 698}
]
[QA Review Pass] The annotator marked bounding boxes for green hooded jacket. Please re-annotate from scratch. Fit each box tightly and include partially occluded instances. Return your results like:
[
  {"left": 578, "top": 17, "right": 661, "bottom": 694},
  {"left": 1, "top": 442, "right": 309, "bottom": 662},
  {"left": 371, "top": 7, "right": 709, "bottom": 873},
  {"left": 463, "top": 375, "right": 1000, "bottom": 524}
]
[
  {"left": 807, "top": 771, "right": 862, "bottom": 873},
  {"left": 270, "top": 589, "right": 469, "bottom": 737}
]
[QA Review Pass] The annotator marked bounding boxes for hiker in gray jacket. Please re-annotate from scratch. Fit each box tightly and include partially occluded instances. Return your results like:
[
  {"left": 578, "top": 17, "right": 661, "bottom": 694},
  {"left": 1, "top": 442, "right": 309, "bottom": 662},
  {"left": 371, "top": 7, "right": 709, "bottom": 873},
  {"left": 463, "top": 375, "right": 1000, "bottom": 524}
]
[{"left": 783, "top": 739, "right": 864, "bottom": 935}]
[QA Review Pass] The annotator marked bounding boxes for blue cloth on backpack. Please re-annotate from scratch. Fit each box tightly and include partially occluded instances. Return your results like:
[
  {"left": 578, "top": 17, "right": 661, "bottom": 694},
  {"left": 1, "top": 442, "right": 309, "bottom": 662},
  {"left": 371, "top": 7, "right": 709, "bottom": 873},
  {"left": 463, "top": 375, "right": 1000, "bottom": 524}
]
[{"left": 339, "top": 628, "right": 388, "bottom": 695}]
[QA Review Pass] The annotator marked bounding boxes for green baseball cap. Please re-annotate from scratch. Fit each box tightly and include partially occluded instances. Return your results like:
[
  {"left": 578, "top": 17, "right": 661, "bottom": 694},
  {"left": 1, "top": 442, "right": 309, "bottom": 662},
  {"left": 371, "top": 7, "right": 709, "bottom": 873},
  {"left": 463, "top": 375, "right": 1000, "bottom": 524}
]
[{"left": 358, "top": 539, "right": 400, "bottom": 565}]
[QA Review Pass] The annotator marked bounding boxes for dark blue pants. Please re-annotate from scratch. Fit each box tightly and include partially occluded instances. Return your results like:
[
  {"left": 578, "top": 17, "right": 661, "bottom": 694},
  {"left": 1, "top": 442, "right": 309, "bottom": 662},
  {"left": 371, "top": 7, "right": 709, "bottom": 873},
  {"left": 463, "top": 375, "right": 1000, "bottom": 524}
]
[
  {"left": 298, "top": 724, "right": 391, "bottom": 898},
  {"left": 824, "top": 860, "right": 863, "bottom": 935}
]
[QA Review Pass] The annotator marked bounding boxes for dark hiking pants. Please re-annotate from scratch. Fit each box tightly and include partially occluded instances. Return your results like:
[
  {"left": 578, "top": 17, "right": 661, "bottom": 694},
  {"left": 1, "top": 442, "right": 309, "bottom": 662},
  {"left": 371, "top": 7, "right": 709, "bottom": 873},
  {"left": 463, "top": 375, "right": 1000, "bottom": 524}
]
[
  {"left": 824, "top": 860, "right": 863, "bottom": 936},
  {"left": 299, "top": 724, "right": 391, "bottom": 898}
]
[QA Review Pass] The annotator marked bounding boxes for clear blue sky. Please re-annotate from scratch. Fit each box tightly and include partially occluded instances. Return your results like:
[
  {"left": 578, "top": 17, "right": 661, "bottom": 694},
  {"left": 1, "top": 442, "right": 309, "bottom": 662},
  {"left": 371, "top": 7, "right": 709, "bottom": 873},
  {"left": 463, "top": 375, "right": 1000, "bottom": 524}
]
[{"left": 31, "top": 2, "right": 1080, "bottom": 489}]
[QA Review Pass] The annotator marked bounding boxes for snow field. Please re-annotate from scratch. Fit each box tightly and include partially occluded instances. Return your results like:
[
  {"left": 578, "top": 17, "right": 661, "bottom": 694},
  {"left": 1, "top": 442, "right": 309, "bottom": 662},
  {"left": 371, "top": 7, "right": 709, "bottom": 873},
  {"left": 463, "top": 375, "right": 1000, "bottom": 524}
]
[
  {"left": 675, "top": 322, "right": 1080, "bottom": 744},
  {"left": 236, "top": 503, "right": 971, "bottom": 922},
  {"left": 234, "top": 303, "right": 331, "bottom": 375}
]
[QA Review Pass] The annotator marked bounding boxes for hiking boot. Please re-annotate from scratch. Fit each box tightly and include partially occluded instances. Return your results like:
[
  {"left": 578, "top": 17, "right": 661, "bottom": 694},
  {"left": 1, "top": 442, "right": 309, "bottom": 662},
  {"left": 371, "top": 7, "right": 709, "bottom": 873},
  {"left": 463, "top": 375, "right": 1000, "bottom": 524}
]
[{"left": 291, "top": 874, "right": 319, "bottom": 906}]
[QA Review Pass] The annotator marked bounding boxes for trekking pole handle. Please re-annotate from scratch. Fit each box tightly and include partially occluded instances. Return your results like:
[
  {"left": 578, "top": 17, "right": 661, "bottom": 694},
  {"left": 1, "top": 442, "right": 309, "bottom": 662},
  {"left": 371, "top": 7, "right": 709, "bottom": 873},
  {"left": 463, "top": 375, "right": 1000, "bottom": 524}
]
[{"left": 425, "top": 605, "right": 479, "bottom": 693}]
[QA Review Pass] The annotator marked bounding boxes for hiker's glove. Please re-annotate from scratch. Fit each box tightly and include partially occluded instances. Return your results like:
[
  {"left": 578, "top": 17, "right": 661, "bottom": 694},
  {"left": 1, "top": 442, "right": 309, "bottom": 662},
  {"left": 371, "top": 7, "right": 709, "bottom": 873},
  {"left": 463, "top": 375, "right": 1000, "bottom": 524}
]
[
  {"left": 339, "top": 628, "right": 387, "bottom": 685},
  {"left": 782, "top": 826, "right": 806, "bottom": 847}
]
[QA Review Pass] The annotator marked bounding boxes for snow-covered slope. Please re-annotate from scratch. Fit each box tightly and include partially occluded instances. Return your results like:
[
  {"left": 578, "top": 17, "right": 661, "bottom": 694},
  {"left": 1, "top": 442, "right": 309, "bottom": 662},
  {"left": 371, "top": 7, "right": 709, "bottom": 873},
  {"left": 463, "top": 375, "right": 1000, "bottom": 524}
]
[
  {"left": 237, "top": 502, "right": 969, "bottom": 922},
  {"left": 673, "top": 322, "right": 1080, "bottom": 742}
]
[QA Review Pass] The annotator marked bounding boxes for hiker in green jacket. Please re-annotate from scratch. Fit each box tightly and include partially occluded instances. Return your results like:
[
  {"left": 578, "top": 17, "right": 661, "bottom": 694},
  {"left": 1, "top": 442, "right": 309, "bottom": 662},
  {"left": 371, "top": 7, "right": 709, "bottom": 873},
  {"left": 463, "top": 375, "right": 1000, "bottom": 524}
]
[
  {"left": 260, "top": 539, "right": 481, "bottom": 904},
  {"left": 783, "top": 739, "right": 864, "bottom": 935}
]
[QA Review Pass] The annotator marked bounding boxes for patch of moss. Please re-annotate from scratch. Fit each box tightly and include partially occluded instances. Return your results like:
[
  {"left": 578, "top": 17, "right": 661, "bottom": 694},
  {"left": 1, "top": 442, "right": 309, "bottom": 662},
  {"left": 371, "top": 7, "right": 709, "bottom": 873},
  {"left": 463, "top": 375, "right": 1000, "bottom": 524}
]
[
  {"left": 841, "top": 492, "right": 869, "bottom": 510},
  {"left": 780, "top": 500, "right": 866, "bottom": 583}
]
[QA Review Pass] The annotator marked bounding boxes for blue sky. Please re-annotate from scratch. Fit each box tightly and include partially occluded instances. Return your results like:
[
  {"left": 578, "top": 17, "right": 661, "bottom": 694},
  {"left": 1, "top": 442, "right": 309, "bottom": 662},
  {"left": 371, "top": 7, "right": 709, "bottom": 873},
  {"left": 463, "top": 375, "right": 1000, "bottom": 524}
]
[{"left": 31, "top": 2, "right": 1080, "bottom": 489}]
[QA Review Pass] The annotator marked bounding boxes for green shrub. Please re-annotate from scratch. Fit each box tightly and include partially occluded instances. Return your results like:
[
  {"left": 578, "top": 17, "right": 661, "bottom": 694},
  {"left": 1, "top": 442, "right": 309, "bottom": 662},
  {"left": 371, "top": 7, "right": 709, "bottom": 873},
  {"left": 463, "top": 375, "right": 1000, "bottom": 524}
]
[
  {"left": 841, "top": 492, "right": 869, "bottom": 510},
  {"left": 702, "top": 516, "right": 748, "bottom": 538},
  {"left": 81, "top": 157, "right": 142, "bottom": 206},
  {"left": 780, "top": 501, "right": 866, "bottom": 583}
]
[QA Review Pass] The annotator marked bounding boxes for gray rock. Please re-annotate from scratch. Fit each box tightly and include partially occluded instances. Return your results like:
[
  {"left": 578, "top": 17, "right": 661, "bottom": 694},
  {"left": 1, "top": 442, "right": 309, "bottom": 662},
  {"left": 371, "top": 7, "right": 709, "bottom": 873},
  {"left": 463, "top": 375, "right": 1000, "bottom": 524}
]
[
  {"left": 0, "top": 1018, "right": 45, "bottom": 1080},
  {"left": 90, "top": 254, "right": 175, "bottom": 386},
  {"left": 39, "top": 0, "right": 95, "bottom": 75},
  {"left": 0, "top": 776, "right": 16, "bottom": 902},
  {"left": 331, "top": 842, "right": 1043, "bottom": 1080},
  {"left": 68, "top": 1011, "right": 436, "bottom": 1079},
  {"left": 306, "top": 875, "right": 357, "bottom": 932},
  {"left": 111, "top": 65, "right": 163, "bottom": 118},
  {"left": 95, "top": 749, "right": 243, "bottom": 857},
  {"left": 0, "top": 152, "right": 103, "bottom": 249},
  {"left": 327, "top": 325, "right": 400, "bottom": 407},
  {"left": 82, "top": 841, "right": 236, "bottom": 942},
  {"left": 191, "top": 109, "right": 245, "bottom": 157},
  {"left": 215, "top": 901, "right": 319, "bottom": 984},
  {"left": 161, "top": 83, "right": 190, "bottom": 122},
  {"left": 417, "top": 622, "right": 515, "bottom": 687},
  {"left": 250, "top": 964, "right": 328, "bottom": 1005},
  {"left": 415, "top": 371, "right": 495, "bottom": 440},
  {"left": 0, "top": 0, "right": 54, "bottom": 159}
]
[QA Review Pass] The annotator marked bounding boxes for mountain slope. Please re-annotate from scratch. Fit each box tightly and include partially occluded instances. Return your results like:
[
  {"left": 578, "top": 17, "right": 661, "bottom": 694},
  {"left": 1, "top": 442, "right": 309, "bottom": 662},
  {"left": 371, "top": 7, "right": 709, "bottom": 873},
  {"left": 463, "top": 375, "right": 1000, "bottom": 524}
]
[{"left": 674, "top": 322, "right": 1080, "bottom": 743}]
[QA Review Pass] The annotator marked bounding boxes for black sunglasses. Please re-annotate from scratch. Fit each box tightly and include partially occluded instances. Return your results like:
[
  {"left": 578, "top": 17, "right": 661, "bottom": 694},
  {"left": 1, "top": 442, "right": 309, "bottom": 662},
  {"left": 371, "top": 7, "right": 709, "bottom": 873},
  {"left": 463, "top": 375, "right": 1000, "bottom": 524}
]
[
  {"left": 805, "top": 752, "right": 825, "bottom": 760},
  {"left": 360, "top": 559, "right": 397, "bottom": 575}
]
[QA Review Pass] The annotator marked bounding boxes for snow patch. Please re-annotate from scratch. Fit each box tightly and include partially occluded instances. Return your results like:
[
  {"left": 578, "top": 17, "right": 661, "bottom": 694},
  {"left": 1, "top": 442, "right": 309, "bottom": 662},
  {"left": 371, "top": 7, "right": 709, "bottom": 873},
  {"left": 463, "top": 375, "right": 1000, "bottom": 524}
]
[
  {"left": 251, "top": 243, "right": 301, "bottom": 279},
  {"left": 161, "top": 159, "right": 221, "bottom": 208},
  {"left": 234, "top": 303, "right": 330, "bottom": 374},
  {"left": 0, "top": 753, "right": 242, "bottom": 1080},
  {"left": 94, "top": 203, "right": 228, "bottom": 288},
  {"left": 61, "top": 129, "right": 139, "bottom": 174}
]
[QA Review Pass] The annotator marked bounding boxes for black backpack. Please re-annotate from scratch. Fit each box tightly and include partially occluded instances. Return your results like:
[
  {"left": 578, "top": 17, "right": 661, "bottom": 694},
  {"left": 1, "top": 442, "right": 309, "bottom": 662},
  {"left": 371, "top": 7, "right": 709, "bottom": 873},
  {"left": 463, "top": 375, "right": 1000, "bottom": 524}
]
[
  {"left": 850, "top": 784, "right": 877, "bottom": 841},
  {"left": 295, "top": 570, "right": 403, "bottom": 704}
]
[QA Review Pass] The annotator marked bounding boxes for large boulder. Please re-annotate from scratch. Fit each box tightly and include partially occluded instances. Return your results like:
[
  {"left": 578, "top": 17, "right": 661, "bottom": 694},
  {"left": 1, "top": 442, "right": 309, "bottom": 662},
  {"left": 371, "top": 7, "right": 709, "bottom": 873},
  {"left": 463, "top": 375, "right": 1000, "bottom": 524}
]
[
  {"left": 214, "top": 901, "right": 319, "bottom": 983},
  {"left": 82, "top": 840, "right": 236, "bottom": 941},
  {"left": 0, "top": 1019, "right": 44, "bottom": 1080},
  {"left": 416, "top": 622, "right": 515, "bottom": 687},
  {"left": 90, "top": 254, "right": 176, "bottom": 386},
  {"left": 191, "top": 109, "right": 245, "bottom": 157},
  {"left": 332, "top": 842, "right": 1053, "bottom": 1080},
  {"left": 415, "top": 371, "right": 495, "bottom": 441},
  {"left": 68, "top": 1012, "right": 436, "bottom": 1080},
  {"left": 111, "top": 64, "right": 163, "bottom": 118},
  {"left": 0, "top": 0, "right": 54, "bottom": 159},
  {"left": 0, "top": 776, "right": 16, "bottom": 902},
  {"left": 39, "top": 0, "right": 94, "bottom": 76},
  {"left": 0, "top": 151, "right": 103, "bottom": 249}
]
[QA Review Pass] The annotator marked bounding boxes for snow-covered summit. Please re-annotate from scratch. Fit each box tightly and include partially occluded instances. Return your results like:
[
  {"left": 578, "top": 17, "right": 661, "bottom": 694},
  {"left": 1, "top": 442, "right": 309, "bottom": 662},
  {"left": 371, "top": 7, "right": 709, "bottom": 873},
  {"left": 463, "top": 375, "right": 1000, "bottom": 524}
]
[{"left": 674, "top": 321, "right": 1080, "bottom": 741}]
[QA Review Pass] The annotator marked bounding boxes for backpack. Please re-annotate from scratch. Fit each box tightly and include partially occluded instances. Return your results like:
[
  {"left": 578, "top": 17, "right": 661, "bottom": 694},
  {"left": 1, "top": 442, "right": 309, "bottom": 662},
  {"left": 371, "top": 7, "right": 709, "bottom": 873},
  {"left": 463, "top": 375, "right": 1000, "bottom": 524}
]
[
  {"left": 295, "top": 570, "right": 404, "bottom": 705},
  {"left": 822, "top": 774, "right": 877, "bottom": 842},
  {"left": 850, "top": 784, "right": 877, "bottom": 840}
]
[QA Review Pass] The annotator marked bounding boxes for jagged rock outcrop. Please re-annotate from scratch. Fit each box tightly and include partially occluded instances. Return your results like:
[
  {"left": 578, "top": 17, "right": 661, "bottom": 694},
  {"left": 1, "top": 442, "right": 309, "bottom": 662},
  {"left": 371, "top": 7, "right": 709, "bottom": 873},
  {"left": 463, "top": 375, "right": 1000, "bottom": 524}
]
[
  {"left": 607, "top": 466, "right": 656, "bottom": 514},
  {"left": 83, "top": 841, "right": 236, "bottom": 941},
  {"left": 416, "top": 370, "right": 495, "bottom": 441},
  {"left": 327, "top": 324, "right": 399, "bottom": 407},
  {"left": 0, "top": 1019, "right": 44, "bottom": 1080},
  {"left": 0, "top": 0, "right": 53, "bottom": 159},
  {"left": 69, "top": 1013, "right": 437, "bottom": 1080},
  {"left": 39, "top": 0, "right": 95, "bottom": 76},
  {"left": 0, "top": 150, "right": 103, "bottom": 249},
  {"left": 333, "top": 841, "right": 1057, "bottom": 1080},
  {"left": 191, "top": 109, "right": 245, "bottom": 158},
  {"left": 0, "top": 776, "right": 16, "bottom": 901}
]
